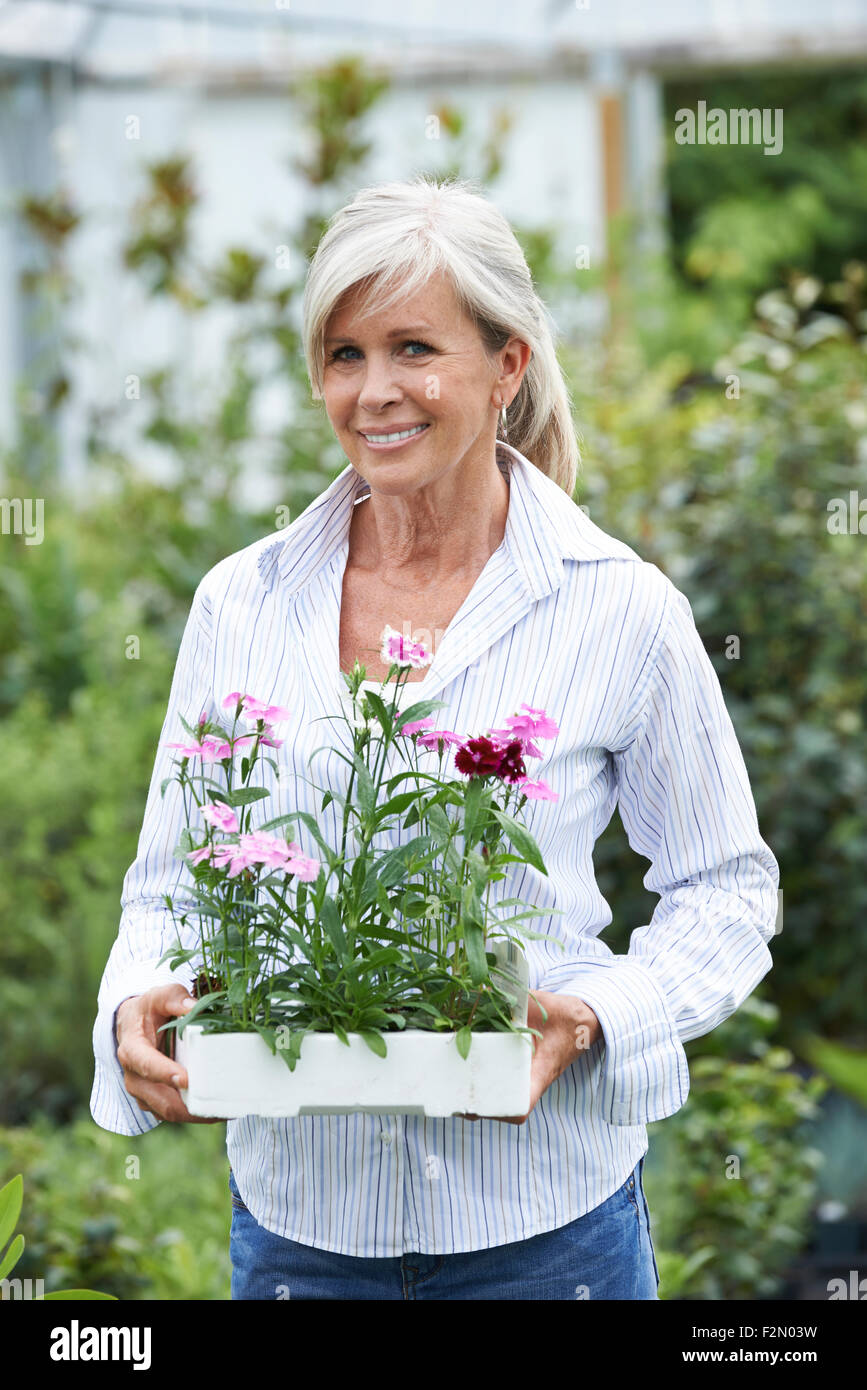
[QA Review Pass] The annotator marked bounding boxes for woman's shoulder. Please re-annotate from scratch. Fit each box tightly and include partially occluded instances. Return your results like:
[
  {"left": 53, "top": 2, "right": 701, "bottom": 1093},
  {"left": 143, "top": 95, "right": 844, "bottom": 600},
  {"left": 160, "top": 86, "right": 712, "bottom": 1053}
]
[
  {"left": 194, "top": 466, "right": 359, "bottom": 610},
  {"left": 191, "top": 527, "right": 295, "bottom": 615},
  {"left": 558, "top": 505, "right": 680, "bottom": 615}
]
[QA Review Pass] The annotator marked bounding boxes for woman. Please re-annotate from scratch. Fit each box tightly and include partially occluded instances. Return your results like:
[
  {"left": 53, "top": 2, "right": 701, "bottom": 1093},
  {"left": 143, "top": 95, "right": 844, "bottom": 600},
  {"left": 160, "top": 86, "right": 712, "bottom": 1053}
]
[{"left": 92, "top": 175, "right": 780, "bottom": 1301}]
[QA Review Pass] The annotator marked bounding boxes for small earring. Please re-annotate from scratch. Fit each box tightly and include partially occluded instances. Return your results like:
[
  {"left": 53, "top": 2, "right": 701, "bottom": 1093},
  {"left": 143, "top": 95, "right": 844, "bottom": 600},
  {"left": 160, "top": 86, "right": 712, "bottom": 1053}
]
[{"left": 499, "top": 400, "right": 508, "bottom": 439}]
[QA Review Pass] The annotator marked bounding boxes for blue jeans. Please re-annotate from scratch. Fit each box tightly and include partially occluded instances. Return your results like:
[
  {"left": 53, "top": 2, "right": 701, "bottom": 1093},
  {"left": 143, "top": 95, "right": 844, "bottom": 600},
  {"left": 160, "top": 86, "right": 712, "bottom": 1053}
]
[{"left": 228, "top": 1155, "right": 660, "bottom": 1300}]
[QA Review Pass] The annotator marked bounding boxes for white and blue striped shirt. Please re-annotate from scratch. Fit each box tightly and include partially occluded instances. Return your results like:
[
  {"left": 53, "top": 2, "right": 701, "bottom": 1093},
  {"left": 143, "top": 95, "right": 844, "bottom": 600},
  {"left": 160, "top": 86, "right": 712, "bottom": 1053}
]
[{"left": 91, "top": 440, "right": 780, "bottom": 1256}]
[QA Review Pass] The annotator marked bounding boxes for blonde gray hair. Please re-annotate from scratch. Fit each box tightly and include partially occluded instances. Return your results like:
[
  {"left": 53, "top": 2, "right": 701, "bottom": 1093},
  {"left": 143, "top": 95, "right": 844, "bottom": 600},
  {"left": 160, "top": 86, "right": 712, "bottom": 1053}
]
[{"left": 301, "top": 174, "right": 579, "bottom": 496}]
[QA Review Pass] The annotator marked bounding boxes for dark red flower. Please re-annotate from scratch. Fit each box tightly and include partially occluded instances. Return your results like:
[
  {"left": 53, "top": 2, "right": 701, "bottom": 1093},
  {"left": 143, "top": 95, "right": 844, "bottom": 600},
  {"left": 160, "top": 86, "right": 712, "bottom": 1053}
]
[
  {"left": 454, "top": 736, "right": 506, "bottom": 778},
  {"left": 455, "top": 735, "right": 526, "bottom": 784},
  {"left": 496, "top": 739, "right": 527, "bottom": 784}
]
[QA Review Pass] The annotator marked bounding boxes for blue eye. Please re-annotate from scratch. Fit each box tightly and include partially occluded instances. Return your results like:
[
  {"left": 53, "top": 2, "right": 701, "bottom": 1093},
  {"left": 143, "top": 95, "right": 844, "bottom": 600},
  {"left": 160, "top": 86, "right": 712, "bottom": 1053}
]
[{"left": 327, "top": 339, "right": 435, "bottom": 362}]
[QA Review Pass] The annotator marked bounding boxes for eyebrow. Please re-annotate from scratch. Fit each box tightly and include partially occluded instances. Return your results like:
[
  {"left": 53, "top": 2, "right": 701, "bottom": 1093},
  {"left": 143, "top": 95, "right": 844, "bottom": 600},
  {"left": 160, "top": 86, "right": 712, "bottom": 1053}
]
[{"left": 324, "top": 325, "right": 435, "bottom": 345}]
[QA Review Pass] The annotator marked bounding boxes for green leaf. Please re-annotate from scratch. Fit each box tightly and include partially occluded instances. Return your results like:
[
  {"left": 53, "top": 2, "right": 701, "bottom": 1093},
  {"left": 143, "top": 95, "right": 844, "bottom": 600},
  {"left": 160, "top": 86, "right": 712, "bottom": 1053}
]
[
  {"left": 462, "top": 776, "right": 485, "bottom": 845},
  {"left": 356, "top": 688, "right": 392, "bottom": 740},
  {"left": 463, "top": 922, "right": 489, "bottom": 986},
  {"left": 43, "top": 1290, "right": 118, "bottom": 1301},
  {"left": 402, "top": 999, "right": 448, "bottom": 1022},
  {"left": 159, "top": 989, "right": 228, "bottom": 1039},
  {"left": 350, "top": 854, "right": 368, "bottom": 898},
  {"left": 320, "top": 789, "right": 334, "bottom": 812},
  {"left": 427, "top": 804, "right": 462, "bottom": 875},
  {"left": 466, "top": 846, "right": 489, "bottom": 894},
  {"left": 172, "top": 826, "right": 195, "bottom": 860},
  {"left": 225, "top": 786, "right": 270, "bottom": 807},
  {"left": 461, "top": 880, "right": 484, "bottom": 929},
  {"left": 0, "top": 1174, "right": 23, "bottom": 1255},
  {"left": 361, "top": 1006, "right": 407, "bottom": 1029},
  {"left": 359, "top": 947, "right": 404, "bottom": 970},
  {"left": 253, "top": 1024, "right": 278, "bottom": 1055},
  {"left": 227, "top": 977, "right": 247, "bottom": 1007},
  {"left": 333, "top": 1022, "right": 351, "bottom": 1047},
  {"left": 400, "top": 892, "right": 429, "bottom": 919},
  {"left": 373, "top": 879, "right": 398, "bottom": 924},
  {"left": 294, "top": 879, "right": 309, "bottom": 918},
  {"left": 490, "top": 809, "right": 548, "bottom": 874},
  {"left": 353, "top": 757, "right": 376, "bottom": 820},
  {"left": 0, "top": 1232, "right": 24, "bottom": 1282},
  {"left": 274, "top": 925, "right": 316, "bottom": 959},
  {"left": 374, "top": 789, "right": 424, "bottom": 823},
  {"left": 426, "top": 801, "right": 452, "bottom": 838},
  {"left": 179, "top": 711, "right": 211, "bottom": 739},
  {"left": 456, "top": 1026, "right": 472, "bottom": 1060},
  {"left": 375, "top": 836, "right": 436, "bottom": 887},
  {"left": 320, "top": 896, "right": 348, "bottom": 961},
  {"left": 258, "top": 808, "right": 334, "bottom": 857},
  {"left": 275, "top": 1026, "right": 306, "bottom": 1070},
  {"left": 395, "top": 697, "right": 447, "bottom": 730},
  {"left": 359, "top": 1029, "right": 388, "bottom": 1058}
]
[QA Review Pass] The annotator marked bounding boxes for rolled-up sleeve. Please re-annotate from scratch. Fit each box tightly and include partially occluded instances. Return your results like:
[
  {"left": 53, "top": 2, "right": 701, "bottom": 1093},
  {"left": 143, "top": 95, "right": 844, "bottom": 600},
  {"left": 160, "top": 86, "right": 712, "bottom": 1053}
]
[
  {"left": 539, "top": 578, "right": 780, "bottom": 1127},
  {"left": 90, "top": 583, "right": 216, "bottom": 1136}
]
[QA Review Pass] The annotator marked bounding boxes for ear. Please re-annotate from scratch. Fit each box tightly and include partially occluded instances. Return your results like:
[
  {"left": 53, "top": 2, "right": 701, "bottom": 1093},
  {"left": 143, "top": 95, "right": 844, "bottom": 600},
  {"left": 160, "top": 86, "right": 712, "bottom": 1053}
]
[{"left": 497, "top": 337, "right": 532, "bottom": 405}]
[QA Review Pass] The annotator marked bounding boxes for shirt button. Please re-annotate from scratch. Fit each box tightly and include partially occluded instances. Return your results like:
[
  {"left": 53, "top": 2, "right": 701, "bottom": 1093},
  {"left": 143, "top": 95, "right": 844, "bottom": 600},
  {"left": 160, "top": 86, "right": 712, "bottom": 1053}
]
[{"left": 379, "top": 1131, "right": 392, "bottom": 1145}]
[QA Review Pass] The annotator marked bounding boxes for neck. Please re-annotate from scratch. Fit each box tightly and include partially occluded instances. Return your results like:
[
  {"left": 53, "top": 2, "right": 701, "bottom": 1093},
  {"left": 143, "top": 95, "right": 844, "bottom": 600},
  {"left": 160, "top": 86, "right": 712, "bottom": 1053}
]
[{"left": 349, "top": 448, "right": 510, "bottom": 586}]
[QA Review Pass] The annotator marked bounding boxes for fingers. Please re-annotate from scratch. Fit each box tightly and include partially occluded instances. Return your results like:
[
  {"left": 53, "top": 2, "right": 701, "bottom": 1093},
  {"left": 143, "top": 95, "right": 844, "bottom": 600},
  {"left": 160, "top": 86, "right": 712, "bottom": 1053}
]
[
  {"left": 118, "top": 1019, "right": 186, "bottom": 1089},
  {"left": 121, "top": 1072, "right": 221, "bottom": 1124},
  {"left": 157, "top": 983, "right": 201, "bottom": 1017},
  {"left": 116, "top": 985, "right": 218, "bottom": 1124}
]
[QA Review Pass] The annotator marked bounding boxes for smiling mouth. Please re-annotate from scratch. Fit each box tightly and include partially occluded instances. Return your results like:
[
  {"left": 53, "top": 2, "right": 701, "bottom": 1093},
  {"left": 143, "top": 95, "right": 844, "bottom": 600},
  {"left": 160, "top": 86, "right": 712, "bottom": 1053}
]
[{"left": 358, "top": 423, "right": 430, "bottom": 445}]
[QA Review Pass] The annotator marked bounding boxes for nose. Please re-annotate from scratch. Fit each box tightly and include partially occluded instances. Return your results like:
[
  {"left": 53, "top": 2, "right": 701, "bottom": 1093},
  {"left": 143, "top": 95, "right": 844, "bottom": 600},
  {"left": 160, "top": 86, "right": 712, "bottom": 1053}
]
[{"left": 355, "top": 353, "right": 403, "bottom": 413}]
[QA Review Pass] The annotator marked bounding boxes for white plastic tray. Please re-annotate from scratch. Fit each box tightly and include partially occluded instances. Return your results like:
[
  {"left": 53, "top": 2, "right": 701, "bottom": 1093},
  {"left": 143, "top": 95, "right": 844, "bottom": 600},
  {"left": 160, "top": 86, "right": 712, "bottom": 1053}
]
[{"left": 176, "top": 1023, "right": 533, "bottom": 1118}]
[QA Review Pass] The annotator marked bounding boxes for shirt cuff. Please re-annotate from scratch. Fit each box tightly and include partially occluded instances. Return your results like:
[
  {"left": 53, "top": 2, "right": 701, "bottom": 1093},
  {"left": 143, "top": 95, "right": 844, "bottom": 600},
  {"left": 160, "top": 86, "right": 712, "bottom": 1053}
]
[
  {"left": 537, "top": 958, "right": 691, "bottom": 1126},
  {"left": 90, "top": 960, "right": 195, "bottom": 1137}
]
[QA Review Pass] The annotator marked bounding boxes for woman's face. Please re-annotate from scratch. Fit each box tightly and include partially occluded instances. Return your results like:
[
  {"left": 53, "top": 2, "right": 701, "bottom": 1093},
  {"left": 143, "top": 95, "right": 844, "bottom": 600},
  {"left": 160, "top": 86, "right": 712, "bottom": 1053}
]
[{"left": 321, "top": 270, "right": 520, "bottom": 495}]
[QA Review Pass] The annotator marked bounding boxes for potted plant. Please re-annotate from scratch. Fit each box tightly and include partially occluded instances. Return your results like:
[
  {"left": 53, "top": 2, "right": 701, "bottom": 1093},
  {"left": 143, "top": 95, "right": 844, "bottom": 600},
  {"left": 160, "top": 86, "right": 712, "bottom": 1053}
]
[{"left": 160, "top": 626, "right": 564, "bottom": 1118}]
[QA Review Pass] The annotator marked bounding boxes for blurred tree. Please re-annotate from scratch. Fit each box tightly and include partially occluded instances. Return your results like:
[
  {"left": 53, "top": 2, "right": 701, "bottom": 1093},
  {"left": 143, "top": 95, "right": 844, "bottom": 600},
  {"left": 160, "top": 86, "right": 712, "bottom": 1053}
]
[{"left": 661, "top": 68, "right": 867, "bottom": 364}]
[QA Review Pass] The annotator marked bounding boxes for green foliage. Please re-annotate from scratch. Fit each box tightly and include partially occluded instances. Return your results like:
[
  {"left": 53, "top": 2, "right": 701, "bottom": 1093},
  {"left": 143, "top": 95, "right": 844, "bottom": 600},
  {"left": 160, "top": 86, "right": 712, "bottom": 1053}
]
[
  {"left": 661, "top": 68, "right": 867, "bottom": 363},
  {"left": 573, "top": 274, "right": 867, "bottom": 1046},
  {"left": 293, "top": 56, "right": 390, "bottom": 190},
  {"left": 798, "top": 1037, "right": 867, "bottom": 1109},
  {"left": 0, "top": 1115, "right": 229, "bottom": 1300},
  {"left": 417, "top": 102, "right": 516, "bottom": 190},
  {"left": 121, "top": 155, "right": 199, "bottom": 298},
  {"left": 644, "top": 998, "right": 828, "bottom": 1300},
  {"left": 0, "top": 527, "right": 87, "bottom": 715},
  {"left": 0, "top": 1170, "right": 114, "bottom": 1299},
  {"left": 0, "top": 682, "right": 176, "bottom": 1123}
]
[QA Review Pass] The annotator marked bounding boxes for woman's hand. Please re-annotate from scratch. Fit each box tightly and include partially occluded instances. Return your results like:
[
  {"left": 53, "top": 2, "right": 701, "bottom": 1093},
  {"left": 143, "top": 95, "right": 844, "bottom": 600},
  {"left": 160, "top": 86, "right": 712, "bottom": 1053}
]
[
  {"left": 459, "top": 989, "right": 601, "bottom": 1125},
  {"left": 115, "top": 984, "right": 222, "bottom": 1124}
]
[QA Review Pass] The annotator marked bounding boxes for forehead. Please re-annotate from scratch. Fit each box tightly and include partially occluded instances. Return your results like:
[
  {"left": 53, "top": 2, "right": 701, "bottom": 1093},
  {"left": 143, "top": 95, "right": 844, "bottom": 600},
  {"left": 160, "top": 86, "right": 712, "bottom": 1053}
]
[{"left": 326, "top": 270, "right": 464, "bottom": 337}]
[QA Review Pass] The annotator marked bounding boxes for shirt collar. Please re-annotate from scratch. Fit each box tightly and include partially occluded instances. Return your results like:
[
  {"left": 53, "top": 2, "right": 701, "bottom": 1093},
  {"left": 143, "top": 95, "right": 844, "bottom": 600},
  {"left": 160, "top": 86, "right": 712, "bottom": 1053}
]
[{"left": 256, "top": 438, "right": 639, "bottom": 600}]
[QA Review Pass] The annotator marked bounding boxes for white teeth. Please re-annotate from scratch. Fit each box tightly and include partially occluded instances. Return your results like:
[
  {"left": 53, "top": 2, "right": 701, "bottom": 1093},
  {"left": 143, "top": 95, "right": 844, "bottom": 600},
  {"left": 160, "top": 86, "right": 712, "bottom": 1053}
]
[{"left": 363, "top": 424, "right": 428, "bottom": 444}]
